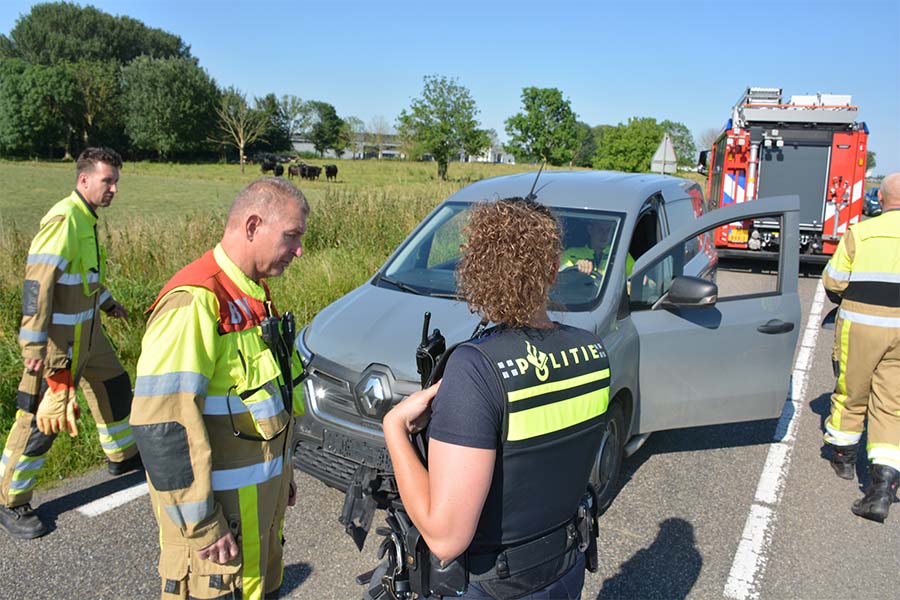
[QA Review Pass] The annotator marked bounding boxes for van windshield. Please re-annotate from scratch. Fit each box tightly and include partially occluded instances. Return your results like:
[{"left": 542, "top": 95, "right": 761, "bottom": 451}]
[{"left": 376, "top": 202, "right": 623, "bottom": 310}]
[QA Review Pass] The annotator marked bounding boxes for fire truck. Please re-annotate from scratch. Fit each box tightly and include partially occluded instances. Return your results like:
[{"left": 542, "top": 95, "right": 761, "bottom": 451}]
[{"left": 704, "top": 87, "right": 868, "bottom": 262}]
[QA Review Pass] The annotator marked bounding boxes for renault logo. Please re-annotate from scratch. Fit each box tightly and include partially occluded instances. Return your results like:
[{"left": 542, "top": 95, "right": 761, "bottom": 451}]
[{"left": 354, "top": 367, "right": 394, "bottom": 418}]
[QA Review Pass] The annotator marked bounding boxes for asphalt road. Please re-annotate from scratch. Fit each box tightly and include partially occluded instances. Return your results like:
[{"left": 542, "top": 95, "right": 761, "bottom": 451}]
[{"left": 2, "top": 263, "right": 897, "bottom": 600}]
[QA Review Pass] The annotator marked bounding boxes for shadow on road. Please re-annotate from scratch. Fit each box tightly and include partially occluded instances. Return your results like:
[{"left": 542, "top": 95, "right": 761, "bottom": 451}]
[
  {"left": 597, "top": 518, "right": 701, "bottom": 599},
  {"left": 36, "top": 470, "right": 146, "bottom": 531},
  {"left": 280, "top": 562, "right": 313, "bottom": 597}
]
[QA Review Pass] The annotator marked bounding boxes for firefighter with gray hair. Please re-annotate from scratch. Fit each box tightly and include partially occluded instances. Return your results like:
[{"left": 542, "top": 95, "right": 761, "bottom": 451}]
[{"left": 823, "top": 172, "right": 900, "bottom": 522}]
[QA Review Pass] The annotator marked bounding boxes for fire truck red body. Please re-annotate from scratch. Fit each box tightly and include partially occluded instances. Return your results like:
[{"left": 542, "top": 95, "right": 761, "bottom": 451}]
[{"left": 704, "top": 87, "right": 868, "bottom": 261}]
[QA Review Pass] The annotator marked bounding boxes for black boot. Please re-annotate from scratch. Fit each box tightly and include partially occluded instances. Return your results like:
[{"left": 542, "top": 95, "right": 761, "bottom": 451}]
[
  {"left": 108, "top": 453, "right": 143, "bottom": 476},
  {"left": 852, "top": 464, "right": 900, "bottom": 523},
  {"left": 0, "top": 503, "right": 48, "bottom": 539},
  {"left": 829, "top": 444, "right": 858, "bottom": 480}
]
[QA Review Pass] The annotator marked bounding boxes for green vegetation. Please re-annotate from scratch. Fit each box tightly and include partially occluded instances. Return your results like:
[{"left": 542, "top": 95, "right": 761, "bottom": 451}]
[
  {"left": 0, "top": 159, "right": 532, "bottom": 489},
  {"left": 505, "top": 87, "right": 579, "bottom": 166}
]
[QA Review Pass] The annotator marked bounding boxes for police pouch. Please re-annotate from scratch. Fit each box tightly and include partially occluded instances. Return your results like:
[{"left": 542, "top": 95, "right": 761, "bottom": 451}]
[{"left": 403, "top": 513, "right": 468, "bottom": 598}]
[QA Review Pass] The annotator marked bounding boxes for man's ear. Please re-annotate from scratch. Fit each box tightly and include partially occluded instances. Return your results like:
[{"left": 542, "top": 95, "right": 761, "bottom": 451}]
[{"left": 246, "top": 214, "right": 262, "bottom": 241}]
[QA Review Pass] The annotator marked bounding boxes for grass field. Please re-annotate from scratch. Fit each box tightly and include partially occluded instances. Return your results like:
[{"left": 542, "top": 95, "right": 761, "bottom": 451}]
[{"left": 0, "top": 158, "right": 704, "bottom": 491}]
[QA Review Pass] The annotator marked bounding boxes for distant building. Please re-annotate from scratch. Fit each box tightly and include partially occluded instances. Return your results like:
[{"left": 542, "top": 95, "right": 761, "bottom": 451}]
[
  {"left": 291, "top": 133, "right": 406, "bottom": 159},
  {"left": 467, "top": 143, "right": 515, "bottom": 164}
]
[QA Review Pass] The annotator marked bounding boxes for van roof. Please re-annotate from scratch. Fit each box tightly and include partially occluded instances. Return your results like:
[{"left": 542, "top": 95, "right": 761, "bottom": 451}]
[{"left": 445, "top": 170, "right": 696, "bottom": 213}]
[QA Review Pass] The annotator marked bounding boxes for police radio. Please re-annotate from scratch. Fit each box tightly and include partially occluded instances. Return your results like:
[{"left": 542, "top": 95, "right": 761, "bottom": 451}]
[{"left": 415, "top": 312, "right": 445, "bottom": 388}]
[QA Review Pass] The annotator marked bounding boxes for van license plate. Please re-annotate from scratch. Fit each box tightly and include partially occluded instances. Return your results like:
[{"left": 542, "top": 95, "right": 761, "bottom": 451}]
[{"left": 323, "top": 430, "right": 392, "bottom": 470}]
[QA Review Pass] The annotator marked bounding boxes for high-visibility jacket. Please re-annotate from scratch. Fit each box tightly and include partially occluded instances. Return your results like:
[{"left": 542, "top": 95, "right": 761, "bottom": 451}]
[
  {"left": 131, "top": 244, "right": 304, "bottom": 599},
  {"left": 18, "top": 191, "right": 117, "bottom": 369},
  {"left": 460, "top": 324, "right": 610, "bottom": 552},
  {"left": 823, "top": 209, "right": 900, "bottom": 326},
  {"left": 560, "top": 245, "right": 635, "bottom": 276}
]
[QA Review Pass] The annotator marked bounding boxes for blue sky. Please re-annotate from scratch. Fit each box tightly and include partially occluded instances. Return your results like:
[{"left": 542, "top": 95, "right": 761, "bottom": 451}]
[{"left": 2, "top": 0, "right": 898, "bottom": 174}]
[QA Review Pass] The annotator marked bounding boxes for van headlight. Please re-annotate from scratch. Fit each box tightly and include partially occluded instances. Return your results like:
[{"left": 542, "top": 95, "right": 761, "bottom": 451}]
[{"left": 295, "top": 326, "right": 314, "bottom": 368}]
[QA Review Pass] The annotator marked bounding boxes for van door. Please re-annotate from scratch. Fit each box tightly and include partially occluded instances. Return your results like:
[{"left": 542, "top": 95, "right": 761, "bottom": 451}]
[{"left": 627, "top": 195, "right": 801, "bottom": 434}]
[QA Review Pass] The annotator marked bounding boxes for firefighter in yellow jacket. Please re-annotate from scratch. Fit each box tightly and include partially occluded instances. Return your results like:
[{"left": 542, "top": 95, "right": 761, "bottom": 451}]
[
  {"left": 822, "top": 172, "right": 900, "bottom": 523},
  {"left": 131, "top": 178, "right": 308, "bottom": 600},
  {"left": 0, "top": 148, "right": 140, "bottom": 540}
]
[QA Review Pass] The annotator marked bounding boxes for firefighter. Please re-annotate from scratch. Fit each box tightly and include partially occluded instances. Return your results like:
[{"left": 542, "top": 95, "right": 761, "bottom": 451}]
[
  {"left": 130, "top": 178, "right": 307, "bottom": 600},
  {"left": 0, "top": 148, "right": 140, "bottom": 540},
  {"left": 383, "top": 197, "right": 610, "bottom": 598},
  {"left": 822, "top": 172, "right": 900, "bottom": 523}
]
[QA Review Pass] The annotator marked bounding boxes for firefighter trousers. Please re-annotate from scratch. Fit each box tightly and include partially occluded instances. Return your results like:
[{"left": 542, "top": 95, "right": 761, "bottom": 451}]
[
  {"left": 825, "top": 314, "right": 900, "bottom": 470},
  {"left": 0, "top": 327, "right": 136, "bottom": 508},
  {"left": 157, "top": 466, "right": 291, "bottom": 600}
]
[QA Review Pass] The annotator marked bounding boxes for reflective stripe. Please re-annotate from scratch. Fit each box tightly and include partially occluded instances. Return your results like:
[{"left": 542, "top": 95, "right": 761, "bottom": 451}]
[
  {"left": 824, "top": 423, "right": 862, "bottom": 445},
  {"left": 52, "top": 308, "right": 94, "bottom": 326},
  {"left": 14, "top": 457, "right": 46, "bottom": 472},
  {"left": 27, "top": 253, "right": 69, "bottom": 270},
  {"left": 100, "top": 433, "right": 134, "bottom": 451},
  {"left": 163, "top": 497, "right": 214, "bottom": 527},
  {"left": 508, "top": 388, "right": 609, "bottom": 442},
  {"left": 508, "top": 369, "right": 611, "bottom": 403},
  {"left": 849, "top": 271, "right": 900, "bottom": 284},
  {"left": 204, "top": 391, "right": 284, "bottom": 421},
  {"left": 239, "top": 485, "right": 263, "bottom": 600},
  {"left": 57, "top": 272, "right": 100, "bottom": 285},
  {"left": 98, "top": 289, "right": 111, "bottom": 305},
  {"left": 202, "top": 395, "right": 248, "bottom": 415},
  {"left": 824, "top": 263, "right": 851, "bottom": 281},
  {"left": 134, "top": 371, "right": 210, "bottom": 397},
  {"left": 838, "top": 308, "right": 900, "bottom": 328},
  {"left": 96, "top": 420, "right": 132, "bottom": 436},
  {"left": 869, "top": 446, "right": 900, "bottom": 470},
  {"left": 18, "top": 328, "right": 48, "bottom": 343},
  {"left": 9, "top": 477, "right": 37, "bottom": 491},
  {"left": 211, "top": 456, "right": 283, "bottom": 491}
]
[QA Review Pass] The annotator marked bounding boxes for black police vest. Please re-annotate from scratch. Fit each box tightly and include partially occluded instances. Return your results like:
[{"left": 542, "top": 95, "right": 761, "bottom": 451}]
[{"left": 462, "top": 324, "right": 610, "bottom": 551}]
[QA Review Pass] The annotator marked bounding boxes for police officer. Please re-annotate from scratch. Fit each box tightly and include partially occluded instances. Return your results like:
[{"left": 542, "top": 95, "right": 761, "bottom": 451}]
[
  {"left": 0, "top": 148, "right": 140, "bottom": 540},
  {"left": 822, "top": 172, "right": 900, "bottom": 522},
  {"left": 383, "top": 197, "right": 610, "bottom": 598},
  {"left": 130, "top": 178, "right": 307, "bottom": 599}
]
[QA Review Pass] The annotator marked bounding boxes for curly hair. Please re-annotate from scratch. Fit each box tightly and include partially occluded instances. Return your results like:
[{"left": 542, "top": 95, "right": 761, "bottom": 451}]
[{"left": 457, "top": 197, "right": 561, "bottom": 328}]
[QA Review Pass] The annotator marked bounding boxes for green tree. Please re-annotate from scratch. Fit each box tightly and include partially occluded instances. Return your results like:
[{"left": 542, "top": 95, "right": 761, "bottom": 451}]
[
  {"left": 120, "top": 56, "right": 218, "bottom": 159},
  {"left": 660, "top": 120, "right": 697, "bottom": 168},
  {"left": 341, "top": 116, "right": 366, "bottom": 158},
  {"left": 504, "top": 87, "right": 579, "bottom": 165},
  {"left": 66, "top": 60, "right": 122, "bottom": 151},
  {"left": 279, "top": 94, "right": 311, "bottom": 139},
  {"left": 572, "top": 121, "right": 596, "bottom": 168},
  {"left": 397, "top": 75, "right": 488, "bottom": 180},
  {"left": 0, "top": 59, "right": 77, "bottom": 158},
  {"left": 0, "top": 1, "right": 190, "bottom": 65},
  {"left": 247, "top": 93, "right": 291, "bottom": 154},
  {"left": 307, "top": 101, "right": 345, "bottom": 157},
  {"left": 867, "top": 150, "right": 876, "bottom": 172},
  {"left": 215, "top": 87, "right": 267, "bottom": 173},
  {"left": 593, "top": 117, "right": 665, "bottom": 173}
]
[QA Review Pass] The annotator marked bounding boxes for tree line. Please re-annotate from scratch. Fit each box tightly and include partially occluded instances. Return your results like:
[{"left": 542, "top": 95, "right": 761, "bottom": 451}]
[{"left": 0, "top": 2, "right": 700, "bottom": 180}]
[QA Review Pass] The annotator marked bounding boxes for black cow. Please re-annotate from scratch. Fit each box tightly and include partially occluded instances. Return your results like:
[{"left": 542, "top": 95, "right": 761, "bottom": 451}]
[
  {"left": 273, "top": 164, "right": 284, "bottom": 177},
  {"left": 308, "top": 166, "right": 322, "bottom": 180},
  {"left": 260, "top": 160, "right": 276, "bottom": 173},
  {"left": 324, "top": 164, "right": 338, "bottom": 182}
]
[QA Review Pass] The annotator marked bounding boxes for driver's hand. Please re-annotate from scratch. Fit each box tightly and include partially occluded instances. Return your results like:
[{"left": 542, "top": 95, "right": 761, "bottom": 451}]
[{"left": 576, "top": 259, "right": 594, "bottom": 274}]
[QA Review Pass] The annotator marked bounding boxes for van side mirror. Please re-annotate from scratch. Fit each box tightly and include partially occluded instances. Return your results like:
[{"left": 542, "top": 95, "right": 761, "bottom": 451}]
[{"left": 652, "top": 275, "right": 717, "bottom": 310}]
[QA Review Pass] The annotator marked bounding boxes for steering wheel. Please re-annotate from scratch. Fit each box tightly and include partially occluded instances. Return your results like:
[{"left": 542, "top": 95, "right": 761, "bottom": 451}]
[{"left": 557, "top": 266, "right": 600, "bottom": 286}]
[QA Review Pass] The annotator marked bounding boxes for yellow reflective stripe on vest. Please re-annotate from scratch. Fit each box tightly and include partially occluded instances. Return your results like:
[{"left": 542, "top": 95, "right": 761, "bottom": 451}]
[
  {"left": 507, "top": 368, "right": 610, "bottom": 442},
  {"left": 507, "top": 369, "right": 610, "bottom": 402}
]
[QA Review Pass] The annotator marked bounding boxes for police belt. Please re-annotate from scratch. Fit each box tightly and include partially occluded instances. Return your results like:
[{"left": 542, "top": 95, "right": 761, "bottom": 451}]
[{"left": 467, "top": 519, "right": 581, "bottom": 581}]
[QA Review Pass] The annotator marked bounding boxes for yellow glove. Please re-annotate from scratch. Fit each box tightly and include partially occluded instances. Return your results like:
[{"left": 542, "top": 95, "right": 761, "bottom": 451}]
[{"left": 36, "top": 370, "right": 80, "bottom": 437}]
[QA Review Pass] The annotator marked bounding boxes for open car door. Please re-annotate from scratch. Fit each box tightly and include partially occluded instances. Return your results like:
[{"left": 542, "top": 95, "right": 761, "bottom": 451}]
[{"left": 627, "top": 195, "right": 801, "bottom": 434}]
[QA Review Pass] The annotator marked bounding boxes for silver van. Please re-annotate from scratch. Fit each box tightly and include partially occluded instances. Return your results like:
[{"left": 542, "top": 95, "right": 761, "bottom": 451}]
[{"left": 294, "top": 170, "right": 801, "bottom": 510}]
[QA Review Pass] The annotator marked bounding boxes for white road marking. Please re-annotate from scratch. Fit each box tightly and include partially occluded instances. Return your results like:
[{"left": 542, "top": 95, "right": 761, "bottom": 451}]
[
  {"left": 724, "top": 282, "right": 827, "bottom": 600},
  {"left": 76, "top": 481, "right": 149, "bottom": 517}
]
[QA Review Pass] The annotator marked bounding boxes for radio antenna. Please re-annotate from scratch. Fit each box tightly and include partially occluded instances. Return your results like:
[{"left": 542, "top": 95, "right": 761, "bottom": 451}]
[{"left": 525, "top": 162, "right": 546, "bottom": 201}]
